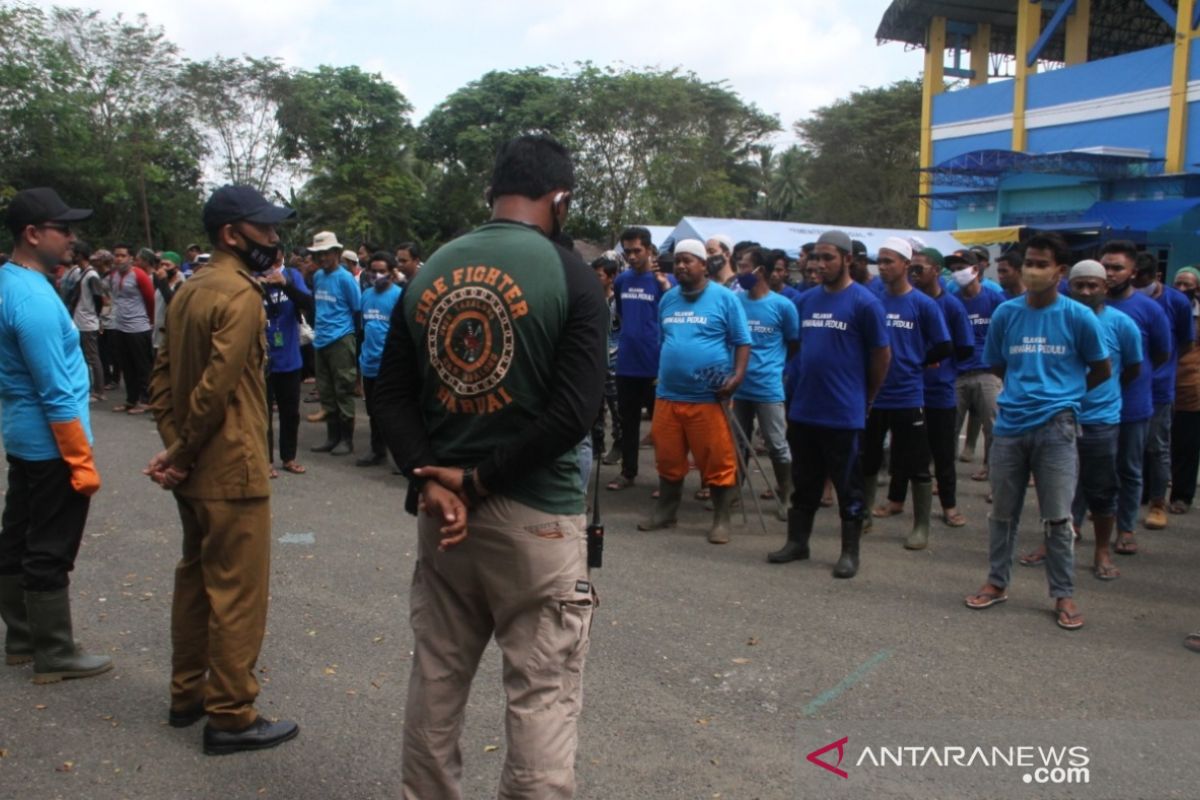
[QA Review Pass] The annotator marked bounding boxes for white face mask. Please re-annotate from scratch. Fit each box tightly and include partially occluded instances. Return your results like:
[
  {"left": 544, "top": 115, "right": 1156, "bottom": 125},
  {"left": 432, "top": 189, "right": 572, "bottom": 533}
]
[{"left": 952, "top": 267, "right": 976, "bottom": 287}]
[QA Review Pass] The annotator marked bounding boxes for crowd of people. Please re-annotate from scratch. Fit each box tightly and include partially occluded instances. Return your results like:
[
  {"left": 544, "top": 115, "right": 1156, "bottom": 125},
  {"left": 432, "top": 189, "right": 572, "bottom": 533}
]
[{"left": 2, "top": 131, "right": 1199, "bottom": 797}]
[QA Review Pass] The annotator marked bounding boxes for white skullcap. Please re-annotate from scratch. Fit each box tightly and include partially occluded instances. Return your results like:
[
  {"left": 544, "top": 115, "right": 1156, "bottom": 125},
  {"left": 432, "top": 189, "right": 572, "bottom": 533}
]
[
  {"left": 675, "top": 239, "right": 707, "bottom": 261},
  {"left": 1070, "top": 259, "right": 1106, "bottom": 281},
  {"left": 879, "top": 236, "right": 913, "bottom": 261},
  {"left": 708, "top": 234, "right": 734, "bottom": 254}
]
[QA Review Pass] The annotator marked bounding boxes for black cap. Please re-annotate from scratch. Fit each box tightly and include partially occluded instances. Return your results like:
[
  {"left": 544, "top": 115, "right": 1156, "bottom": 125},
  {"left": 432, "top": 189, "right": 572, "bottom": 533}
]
[
  {"left": 945, "top": 252, "right": 978, "bottom": 269},
  {"left": 851, "top": 239, "right": 867, "bottom": 256},
  {"left": 5, "top": 187, "right": 92, "bottom": 233},
  {"left": 202, "top": 185, "right": 295, "bottom": 232}
]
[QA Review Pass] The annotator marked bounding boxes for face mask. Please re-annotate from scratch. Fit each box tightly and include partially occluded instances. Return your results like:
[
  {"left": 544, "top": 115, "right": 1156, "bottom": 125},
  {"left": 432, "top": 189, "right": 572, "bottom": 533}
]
[
  {"left": 706, "top": 255, "right": 725, "bottom": 276},
  {"left": 1136, "top": 282, "right": 1159, "bottom": 296},
  {"left": 1180, "top": 287, "right": 1197, "bottom": 302},
  {"left": 952, "top": 267, "right": 976, "bottom": 287},
  {"left": 1023, "top": 269, "right": 1059, "bottom": 293},
  {"left": 374, "top": 275, "right": 392, "bottom": 291},
  {"left": 233, "top": 235, "right": 279, "bottom": 273},
  {"left": 736, "top": 272, "right": 758, "bottom": 291},
  {"left": 1108, "top": 278, "right": 1131, "bottom": 297},
  {"left": 165, "top": 267, "right": 177, "bottom": 278}
]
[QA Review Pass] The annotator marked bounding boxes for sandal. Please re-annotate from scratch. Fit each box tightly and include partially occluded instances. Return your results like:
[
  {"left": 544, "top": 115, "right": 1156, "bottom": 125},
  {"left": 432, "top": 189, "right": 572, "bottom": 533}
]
[
  {"left": 1092, "top": 563, "right": 1120, "bottom": 581},
  {"left": 760, "top": 487, "right": 775, "bottom": 500},
  {"left": 1055, "top": 604, "right": 1084, "bottom": 631},
  {"left": 694, "top": 487, "right": 711, "bottom": 501},
  {"left": 112, "top": 404, "right": 132, "bottom": 412},
  {"left": 1114, "top": 533, "right": 1139, "bottom": 555},
  {"left": 126, "top": 404, "right": 148, "bottom": 415},
  {"left": 1018, "top": 547, "right": 1046, "bottom": 567},
  {"left": 964, "top": 585, "right": 1008, "bottom": 609},
  {"left": 872, "top": 503, "right": 904, "bottom": 518},
  {"left": 970, "top": 468, "right": 989, "bottom": 482},
  {"left": 282, "top": 461, "right": 306, "bottom": 474},
  {"left": 269, "top": 468, "right": 280, "bottom": 480},
  {"left": 606, "top": 475, "right": 634, "bottom": 491},
  {"left": 942, "top": 509, "right": 967, "bottom": 528},
  {"left": 1184, "top": 632, "right": 1200, "bottom": 653},
  {"left": 1169, "top": 500, "right": 1189, "bottom": 515}
]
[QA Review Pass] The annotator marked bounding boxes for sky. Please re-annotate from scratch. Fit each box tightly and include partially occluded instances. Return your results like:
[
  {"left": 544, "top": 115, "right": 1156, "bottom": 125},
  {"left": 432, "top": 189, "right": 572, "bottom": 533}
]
[{"left": 38, "top": 0, "right": 926, "bottom": 143}]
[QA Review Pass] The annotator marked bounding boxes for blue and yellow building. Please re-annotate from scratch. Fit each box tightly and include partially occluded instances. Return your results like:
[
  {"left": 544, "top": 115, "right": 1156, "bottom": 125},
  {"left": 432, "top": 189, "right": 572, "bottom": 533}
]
[{"left": 878, "top": 0, "right": 1200, "bottom": 272}]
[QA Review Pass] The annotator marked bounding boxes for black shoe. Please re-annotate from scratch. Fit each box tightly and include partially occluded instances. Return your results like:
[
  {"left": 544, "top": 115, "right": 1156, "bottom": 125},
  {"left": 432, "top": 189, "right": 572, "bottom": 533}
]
[
  {"left": 168, "top": 705, "right": 206, "bottom": 728},
  {"left": 355, "top": 451, "right": 385, "bottom": 467},
  {"left": 203, "top": 717, "right": 299, "bottom": 756}
]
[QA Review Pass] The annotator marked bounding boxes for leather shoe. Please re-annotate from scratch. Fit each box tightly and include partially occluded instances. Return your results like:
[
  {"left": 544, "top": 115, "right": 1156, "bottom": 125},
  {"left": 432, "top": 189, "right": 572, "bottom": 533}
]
[
  {"left": 203, "top": 716, "right": 299, "bottom": 755},
  {"left": 168, "top": 704, "right": 206, "bottom": 728}
]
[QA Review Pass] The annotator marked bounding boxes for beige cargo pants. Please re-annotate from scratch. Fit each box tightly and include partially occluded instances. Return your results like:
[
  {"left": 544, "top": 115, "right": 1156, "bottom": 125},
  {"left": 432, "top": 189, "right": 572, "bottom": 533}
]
[{"left": 402, "top": 495, "right": 595, "bottom": 800}]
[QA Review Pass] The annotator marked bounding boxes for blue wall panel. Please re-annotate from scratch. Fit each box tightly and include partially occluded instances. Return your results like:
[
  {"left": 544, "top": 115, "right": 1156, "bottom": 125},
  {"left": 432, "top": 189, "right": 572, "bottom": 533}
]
[
  {"left": 1026, "top": 110, "right": 1169, "bottom": 156},
  {"left": 1187, "top": 100, "right": 1200, "bottom": 170},
  {"left": 933, "top": 80, "right": 1014, "bottom": 125},
  {"left": 930, "top": 208, "right": 956, "bottom": 230},
  {"left": 1027, "top": 44, "right": 1173, "bottom": 109}
]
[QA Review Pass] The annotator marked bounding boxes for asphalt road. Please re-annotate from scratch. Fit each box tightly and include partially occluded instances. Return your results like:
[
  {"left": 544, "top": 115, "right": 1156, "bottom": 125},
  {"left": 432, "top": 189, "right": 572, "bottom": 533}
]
[{"left": 2, "top": 402, "right": 1198, "bottom": 800}]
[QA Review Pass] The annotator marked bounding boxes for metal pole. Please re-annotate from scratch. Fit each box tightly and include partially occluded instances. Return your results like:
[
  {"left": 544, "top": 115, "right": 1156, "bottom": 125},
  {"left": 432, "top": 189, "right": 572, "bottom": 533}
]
[{"left": 722, "top": 403, "right": 770, "bottom": 535}]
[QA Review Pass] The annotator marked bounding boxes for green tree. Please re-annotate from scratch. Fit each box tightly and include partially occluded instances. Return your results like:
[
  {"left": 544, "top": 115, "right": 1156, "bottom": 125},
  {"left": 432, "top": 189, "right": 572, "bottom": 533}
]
[
  {"left": 275, "top": 65, "right": 423, "bottom": 248},
  {"left": 0, "top": 2, "right": 204, "bottom": 248},
  {"left": 793, "top": 79, "right": 922, "bottom": 228}
]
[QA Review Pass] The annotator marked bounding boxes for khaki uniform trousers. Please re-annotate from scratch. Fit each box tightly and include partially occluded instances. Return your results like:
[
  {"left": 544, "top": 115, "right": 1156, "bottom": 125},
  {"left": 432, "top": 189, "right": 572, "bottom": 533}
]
[
  {"left": 402, "top": 496, "right": 595, "bottom": 800},
  {"left": 170, "top": 496, "right": 270, "bottom": 731},
  {"left": 315, "top": 334, "right": 358, "bottom": 420}
]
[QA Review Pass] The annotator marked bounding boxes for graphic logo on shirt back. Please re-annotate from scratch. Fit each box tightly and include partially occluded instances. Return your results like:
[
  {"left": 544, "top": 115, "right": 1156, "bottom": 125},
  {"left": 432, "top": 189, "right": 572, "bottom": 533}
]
[{"left": 415, "top": 266, "right": 529, "bottom": 415}]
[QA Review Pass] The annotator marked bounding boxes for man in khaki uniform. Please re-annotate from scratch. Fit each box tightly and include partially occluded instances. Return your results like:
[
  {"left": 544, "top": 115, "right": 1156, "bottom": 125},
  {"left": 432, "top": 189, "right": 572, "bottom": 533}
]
[
  {"left": 145, "top": 185, "right": 299, "bottom": 756},
  {"left": 376, "top": 135, "right": 608, "bottom": 799}
]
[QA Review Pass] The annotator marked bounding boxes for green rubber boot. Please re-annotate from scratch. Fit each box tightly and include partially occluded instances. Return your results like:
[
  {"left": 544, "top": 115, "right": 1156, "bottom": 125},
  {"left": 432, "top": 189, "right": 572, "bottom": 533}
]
[
  {"left": 833, "top": 518, "right": 862, "bottom": 579},
  {"left": 707, "top": 486, "right": 736, "bottom": 544},
  {"left": 25, "top": 589, "right": 112, "bottom": 684},
  {"left": 638, "top": 479, "right": 683, "bottom": 530},
  {"left": 905, "top": 480, "right": 933, "bottom": 550},
  {"left": 862, "top": 475, "right": 878, "bottom": 533},
  {"left": 0, "top": 574, "right": 33, "bottom": 665}
]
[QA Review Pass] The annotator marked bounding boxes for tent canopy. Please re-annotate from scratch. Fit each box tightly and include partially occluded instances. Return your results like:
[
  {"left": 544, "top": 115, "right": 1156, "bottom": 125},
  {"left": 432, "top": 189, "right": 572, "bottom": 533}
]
[{"left": 662, "top": 216, "right": 964, "bottom": 259}]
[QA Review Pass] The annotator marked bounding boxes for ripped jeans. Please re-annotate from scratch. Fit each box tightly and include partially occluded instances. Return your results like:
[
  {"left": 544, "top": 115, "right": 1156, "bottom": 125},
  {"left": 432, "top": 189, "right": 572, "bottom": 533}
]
[{"left": 987, "top": 411, "right": 1080, "bottom": 599}]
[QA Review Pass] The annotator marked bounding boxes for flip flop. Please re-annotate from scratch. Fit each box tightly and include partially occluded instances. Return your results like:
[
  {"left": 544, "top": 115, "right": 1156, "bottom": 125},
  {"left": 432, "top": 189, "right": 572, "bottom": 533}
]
[
  {"left": 269, "top": 468, "right": 279, "bottom": 480},
  {"left": 760, "top": 488, "right": 775, "bottom": 500},
  {"left": 282, "top": 462, "right": 306, "bottom": 474},
  {"left": 1184, "top": 633, "right": 1200, "bottom": 653},
  {"left": 694, "top": 487, "right": 711, "bottom": 501},
  {"left": 942, "top": 510, "right": 967, "bottom": 528},
  {"left": 1018, "top": 549, "right": 1046, "bottom": 567},
  {"left": 965, "top": 588, "right": 1008, "bottom": 609},
  {"left": 1092, "top": 563, "right": 1120, "bottom": 581},
  {"left": 606, "top": 475, "right": 634, "bottom": 491},
  {"left": 970, "top": 469, "right": 989, "bottom": 482},
  {"left": 1056, "top": 606, "right": 1084, "bottom": 630},
  {"left": 872, "top": 504, "right": 904, "bottom": 518},
  {"left": 112, "top": 404, "right": 132, "bottom": 412},
  {"left": 1169, "top": 500, "right": 1189, "bottom": 515},
  {"left": 1114, "top": 534, "right": 1139, "bottom": 555}
]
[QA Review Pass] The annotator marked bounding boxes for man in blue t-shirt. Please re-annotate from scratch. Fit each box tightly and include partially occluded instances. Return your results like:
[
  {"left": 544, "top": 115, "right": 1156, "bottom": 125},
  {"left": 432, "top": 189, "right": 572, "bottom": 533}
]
[
  {"left": 609, "top": 226, "right": 674, "bottom": 490},
  {"left": 965, "top": 233, "right": 1110, "bottom": 632},
  {"left": 859, "top": 238, "right": 951, "bottom": 551},
  {"left": 639, "top": 240, "right": 750, "bottom": 544},
  {"left": 309, "top": 230, "right": 363, "bottom": 456},
  {"left": 951, "top": 251, "right": 1007, "bottom": 479},
  {"left": 1101, "top": 240, "right": 1171, "bottom": 557},
  {"left": 356, "top": 253, "right": 403, "bottom": 468},
  {"left": 261, "top": 252, "right": 313, "bottom": 477},
  {"left": 1132, "top": 253, "right": 1194, "bottom": 530},
  {"left": 767, "top": 230, "right": 891, "bottom": 579},
  {"left": 731, "top": 248, "right": 800, "bottom": 521},
  {"left": 0, "top": 187, "right": 111, "bottom": 682},
  {"left": 884, "top": 248, "right": 975, "bottom": 529},
  {"left": 1019, "top": 260, "right": 1142, "bottom": 580}
]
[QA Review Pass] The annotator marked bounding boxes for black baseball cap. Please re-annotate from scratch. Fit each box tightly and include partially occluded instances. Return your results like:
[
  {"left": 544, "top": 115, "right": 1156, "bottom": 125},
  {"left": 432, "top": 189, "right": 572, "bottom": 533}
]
[
  {"left": 202, "top": 185, "right": 295, "bottom": 232},
  {"left": 945, "top": 252, "right": 978, "bottom": 270},
  {"left": 5, "top": 187, "right": 92, "bottom": 234}
]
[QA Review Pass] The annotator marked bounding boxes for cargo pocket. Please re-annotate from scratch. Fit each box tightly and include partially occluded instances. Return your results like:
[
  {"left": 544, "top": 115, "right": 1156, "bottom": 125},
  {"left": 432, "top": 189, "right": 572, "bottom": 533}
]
[{"left": 524, "top": 584, "right": 596, "bottom": 685}]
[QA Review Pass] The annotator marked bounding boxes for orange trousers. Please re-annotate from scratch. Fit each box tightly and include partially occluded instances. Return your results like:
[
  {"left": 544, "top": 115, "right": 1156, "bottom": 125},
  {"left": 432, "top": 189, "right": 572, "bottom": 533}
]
[{"left": 650, "top": 399, "right": 737, "bottom": 487}]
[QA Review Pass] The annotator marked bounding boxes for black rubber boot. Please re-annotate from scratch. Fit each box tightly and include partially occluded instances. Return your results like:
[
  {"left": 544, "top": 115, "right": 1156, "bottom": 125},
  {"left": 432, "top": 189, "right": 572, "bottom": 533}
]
[
  {"left": 331, "top": 417, "right": 355, "bottom": 456},
  {"left": 25, "top": 589, "right": 113, "bottom": 684},
  {"left": 767, "top": 506, "right": 815, "bottom": 563},
  {"left": 638, "top": 479, "right": 683, "bottom": 530},
  {"left": 0, "top": 574, "right": 33, "bottom": 665},
  {"left": 310, "top": 417, "right": 340, "bottom": 453},
  {"left": 771, "top": 461, "right": 792, "bottom": 522},
  {"left": 355, "top": 450, "right": 385, "bottom": 467},
  {"left": 833, "top": 518, "right": 863, "bottom": 579},
  {"left": 707, "top": 486, "right": 736, "bottom": 544},
  {"left": 862, "top": 474, "right": 878, "bottom": 533}
]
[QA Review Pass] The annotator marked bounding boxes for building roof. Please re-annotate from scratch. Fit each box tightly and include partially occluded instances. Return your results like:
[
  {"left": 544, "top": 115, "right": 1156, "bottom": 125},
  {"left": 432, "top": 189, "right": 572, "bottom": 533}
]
[{"left": 876, "top": 0, "right": 1175, "bottom": 63}]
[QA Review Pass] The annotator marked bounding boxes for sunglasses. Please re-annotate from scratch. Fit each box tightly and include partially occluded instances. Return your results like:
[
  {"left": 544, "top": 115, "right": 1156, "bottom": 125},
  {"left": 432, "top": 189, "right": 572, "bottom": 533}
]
[{"left": 38, "top": 222, "right": 73, "bottom": 234}]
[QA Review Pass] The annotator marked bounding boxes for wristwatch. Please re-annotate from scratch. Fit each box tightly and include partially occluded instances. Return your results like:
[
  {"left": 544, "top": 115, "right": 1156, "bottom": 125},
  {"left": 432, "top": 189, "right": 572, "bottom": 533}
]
[{"left": 461, "top": 466, "right": 485, "bottom": 508}]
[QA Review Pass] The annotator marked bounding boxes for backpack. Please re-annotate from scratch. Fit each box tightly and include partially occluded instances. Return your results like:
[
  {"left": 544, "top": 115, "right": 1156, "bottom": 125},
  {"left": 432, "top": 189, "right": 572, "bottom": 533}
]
[{"left": 60, "top": 266, "right": 83, "bottom": 311}]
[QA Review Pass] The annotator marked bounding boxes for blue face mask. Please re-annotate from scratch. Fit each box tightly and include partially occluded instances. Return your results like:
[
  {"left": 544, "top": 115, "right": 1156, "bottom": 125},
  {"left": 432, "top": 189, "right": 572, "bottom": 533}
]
[{"left": 736, "top": 271, "right": 758, "bottom": 291}]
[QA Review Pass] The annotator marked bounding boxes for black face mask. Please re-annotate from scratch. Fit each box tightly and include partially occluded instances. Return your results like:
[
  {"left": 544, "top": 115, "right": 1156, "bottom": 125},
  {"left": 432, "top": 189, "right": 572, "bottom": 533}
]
[
  {"left": 706, "top": 255, "right": 725, "bottom": 277},
  {"left": 1108, "top": 278, "right": 1131, "bottom": 298},
  {"left": 232, "top": 232, "right": 279, "bottom": 273}
]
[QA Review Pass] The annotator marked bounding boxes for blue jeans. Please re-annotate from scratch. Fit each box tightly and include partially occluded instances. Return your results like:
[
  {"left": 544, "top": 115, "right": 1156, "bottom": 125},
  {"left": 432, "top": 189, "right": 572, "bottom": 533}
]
[
  {"left": 1116, "top": 419, "right": 1150, "bottom": 533},
  {"left": 988, "top": 412, "right": 1079, "bottom": 599},
  {"left": 1071, "top": 423, "right": 1119, "bottom": 526},
  {"left": 1143, "top": 403, "right": 1172, "bottom": 501}
]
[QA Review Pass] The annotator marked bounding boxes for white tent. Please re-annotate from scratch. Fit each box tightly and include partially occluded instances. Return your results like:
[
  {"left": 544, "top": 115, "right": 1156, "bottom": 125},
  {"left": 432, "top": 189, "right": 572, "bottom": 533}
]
[{"left": 662, "top": 216, "right": 963, "bottom": 259}]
